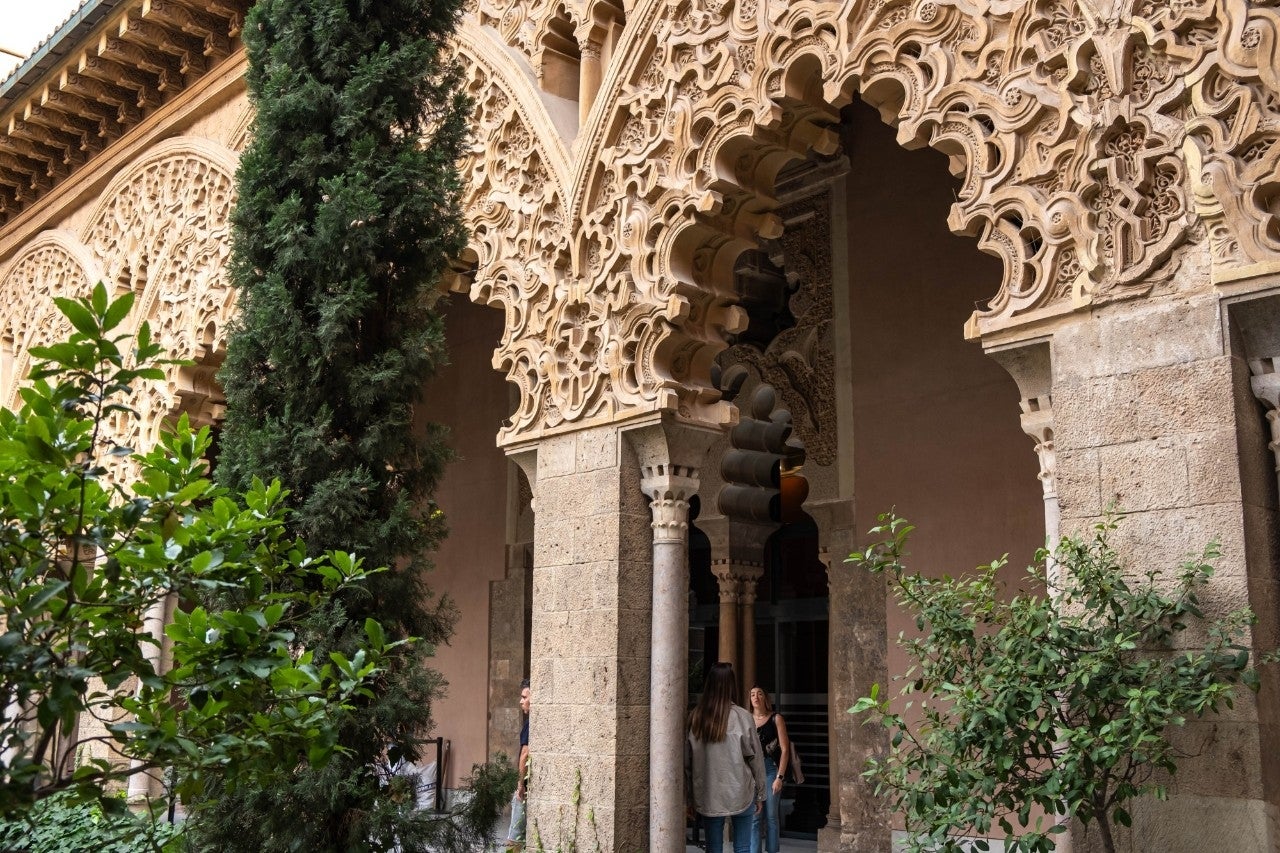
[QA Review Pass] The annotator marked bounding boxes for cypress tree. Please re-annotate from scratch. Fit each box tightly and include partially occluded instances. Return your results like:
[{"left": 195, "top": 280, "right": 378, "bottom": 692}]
[{"left": 195, "top": 0, "right": 504, "bottom": 848}]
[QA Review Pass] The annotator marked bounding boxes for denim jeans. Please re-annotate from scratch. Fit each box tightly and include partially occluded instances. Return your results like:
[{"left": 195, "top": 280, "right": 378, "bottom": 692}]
[
  {"left": 703, "top": 802, "right": 755, "bottom": 853},
  {"left": 749, "top": 756, "right": 781, "bottom": 853}
]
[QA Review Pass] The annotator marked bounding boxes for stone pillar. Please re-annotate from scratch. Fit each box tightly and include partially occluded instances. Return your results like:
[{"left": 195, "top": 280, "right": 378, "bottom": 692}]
[
  {"left": 577, "top": 38, "right": 602, "bottom": 126},
  {"left": 712, "top": 560, "right": 740, "bottom": 673},
  {"left": 989, "top": 341, "right": 1073, "bottom": 852},
  {"left": 127, "top": 594, "right": 170, "bottom": 801},
  {"left": 1048, "top": 281, "right": 1280, "bottom": 851},
  {"left": 811, "top": 499, "right": 886, "bottom": 853},
  {"left": 816, "top": 547, "right": 841, "bottom": 839},
  {"left": 628, "top": 418, "right": 719, "bottom": 853},
  {"left": 737, "top": 570, "right": 761, "bottom": 697},
  {"left": 518, "top": 425, "right": 655, "bottom": 851}
]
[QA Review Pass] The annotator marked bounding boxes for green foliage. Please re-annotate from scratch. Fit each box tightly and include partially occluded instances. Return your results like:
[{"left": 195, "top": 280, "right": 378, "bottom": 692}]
[
  {"left": 0, "top": 286, "right": 387, "bottom": 823},
  {"left": 0, "top": 790, "right": 179, "bottom": 853},
  {"left": 203, "top": 0, "right": 496, "bottom": 848},
  {"left": 850, "top": 513, "right": 1274, "bottom": 853}
]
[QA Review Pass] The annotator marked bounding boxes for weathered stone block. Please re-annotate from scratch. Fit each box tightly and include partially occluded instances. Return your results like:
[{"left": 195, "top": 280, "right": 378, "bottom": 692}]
[
  {"left": 1055, "top": 447, "right": 1102, "bottom": 519},
  {"left": 1054, "top": 358, "right": 1237, "bottom": 450},
  {"left": 538, "top": 434, "right": 577, "bottom": 478},
  {"left": 575, "top": 427, "right": 619, "bottom": 472},
  {"left": 1097, "top": 439, "right": 1189, "bottom": 512},
  {"left": 1187, "top": 429, "right": 1251, "bottom": 506},
  {"left": 574, "top": 513, "right": 621, "bottom": 563},
  {"left": 534, "top": 518, "right": 575, "bottom": 568},
  {"left": 1053, "top": 294, "right": 1224, "bottom": 384}
]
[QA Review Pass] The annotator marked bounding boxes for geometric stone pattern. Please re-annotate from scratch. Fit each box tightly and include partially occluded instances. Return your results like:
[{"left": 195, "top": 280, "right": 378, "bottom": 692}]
[
  {"left": 458, "top": 0, "right": 1280, "bottom": 444},
  {"left": 0, "top": 136, "right": 237, "bottom": 462}
]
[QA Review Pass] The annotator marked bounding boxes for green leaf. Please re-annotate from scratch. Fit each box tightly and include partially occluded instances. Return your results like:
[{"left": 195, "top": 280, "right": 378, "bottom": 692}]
[
  {"left": 102, "top": 289, "right": 135, "bottom": 331},
  {"left": 54, "top": 296, "right": 100, "bottom": 338}
]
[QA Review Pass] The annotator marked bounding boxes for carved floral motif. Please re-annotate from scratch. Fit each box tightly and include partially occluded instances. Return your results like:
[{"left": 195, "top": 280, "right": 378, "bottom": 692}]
[
  {"left": 82, "top": 144, "right": 236, "bottom": 462},
  {"left": 0, "top": 140, "right": 237, "bottom": 477},
  {"left": 454, "top": 0, "right": 1280, "bottom": 442},
  {"left": 0, "top": 235, "right": 96, "bottom": 409}
]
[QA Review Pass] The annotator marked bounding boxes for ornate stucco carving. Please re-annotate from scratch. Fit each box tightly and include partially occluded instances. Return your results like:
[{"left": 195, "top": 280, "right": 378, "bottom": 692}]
[
  {"left": 82, "top": 138, "right": 237, "bottom": 457},
  {"left": 454, "top": 26, "right": 578, "bottom": 442},
  {"left": 474, "top": 0, "right": 626, "bottom": 69},
  {"left": 0, "top": 232, "right": 100, "bottom": 409},
  {"left": 717, "top": 187, "right": 837, "bottom": 466},
  {"left": 479, "top": 0, "right": 1279, "bottom": 443},
  {"left": 0, "top": 138, "right": 237, "bottom": 472}
]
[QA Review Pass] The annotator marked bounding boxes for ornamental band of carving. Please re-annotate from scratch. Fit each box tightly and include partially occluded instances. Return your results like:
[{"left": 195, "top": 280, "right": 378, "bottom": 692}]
[{"left": 457, "top": 0, "right": 1280, "bottom": 445}]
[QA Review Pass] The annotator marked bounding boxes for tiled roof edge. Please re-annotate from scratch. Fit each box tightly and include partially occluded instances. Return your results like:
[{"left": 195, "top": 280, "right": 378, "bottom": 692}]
[{"left": 0, "top": 0, "right": 129, "bottom": 109}]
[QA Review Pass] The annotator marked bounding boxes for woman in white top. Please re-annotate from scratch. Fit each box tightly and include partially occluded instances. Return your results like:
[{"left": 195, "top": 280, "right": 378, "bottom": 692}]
[{"left": 686, "top": 662, "right": 766, "bottom": 853}]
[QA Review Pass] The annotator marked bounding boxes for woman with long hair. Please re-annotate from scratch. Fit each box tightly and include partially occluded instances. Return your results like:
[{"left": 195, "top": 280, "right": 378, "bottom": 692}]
[
  {"left": 747, "top": 686, "right": 790, "bottom": 853},
  {"left": 686, "top": 662, "right": 765, "bottom": 853}
]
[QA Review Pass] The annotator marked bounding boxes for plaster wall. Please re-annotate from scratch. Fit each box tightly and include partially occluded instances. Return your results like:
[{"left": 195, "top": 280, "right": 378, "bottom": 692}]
[
  {"left": 840, "top": 98, "right": 1045, "bottom": 640},
  {"left": 419, "top": 296, "right": 511, "bottom": 789}
]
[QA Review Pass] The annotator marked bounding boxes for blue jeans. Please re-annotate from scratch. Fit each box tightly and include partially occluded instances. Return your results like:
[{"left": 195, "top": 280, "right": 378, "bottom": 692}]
[
  {"left": 703, "top": 802, "right": 755, "bottom": 853},
  {"left": 750, "top": 757, "right": 781, "bottom": 853}
]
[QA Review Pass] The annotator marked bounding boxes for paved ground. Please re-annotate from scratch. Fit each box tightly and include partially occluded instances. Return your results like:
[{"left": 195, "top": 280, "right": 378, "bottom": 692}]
[{"left": 685, "top": 840, "right": 818, "bottom": 852}]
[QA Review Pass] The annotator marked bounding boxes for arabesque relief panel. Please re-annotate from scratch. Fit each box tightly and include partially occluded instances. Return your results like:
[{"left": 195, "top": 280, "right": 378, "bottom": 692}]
[
  {"left": 0, "top": 137, "right": 238, "bottom": 469},
  {"left": 459, "top": 0, "right": 1280, "bottom": 445}
]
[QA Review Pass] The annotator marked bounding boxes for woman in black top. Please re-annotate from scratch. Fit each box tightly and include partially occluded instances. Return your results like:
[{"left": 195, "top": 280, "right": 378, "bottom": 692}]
[{"left": 747, "top": 686, "right": 790, "bottom": 853}]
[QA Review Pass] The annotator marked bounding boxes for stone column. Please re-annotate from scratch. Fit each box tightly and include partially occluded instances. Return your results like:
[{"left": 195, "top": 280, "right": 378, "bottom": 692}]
[
  {"left": 816, "top": 547, "right": 841, "bottom": 839},
  {"left": 641, "top": 463, "right": 698, "bottom": 853},
  {"left": 577, "top": 38, "right": 602, "bottom": 126},
  {"left": 811, "top": 499, "right": 882, "bottom": 853},
  {"left": 627, "top": 418, "right": 720, "bottom": 853},
  {"left": 990, "top": 342, "right": 1061, "bottom": 586},
  {"left": 712, "top": 560, "right": 740, "bottom": 673},
  {"left": 127, "top": 594, "right": 169, "bottom": 801},
  {"left": 737, "top": 569, "right": 762, "bottom": 697},
  {"left": 989, "top": 341, "right": 1073, "bottom": 852}
]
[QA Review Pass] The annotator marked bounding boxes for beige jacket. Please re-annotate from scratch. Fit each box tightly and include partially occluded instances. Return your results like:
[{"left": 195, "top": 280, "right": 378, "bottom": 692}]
[{"left": 686, "top": 704, "right": 766, "bottom": 817}]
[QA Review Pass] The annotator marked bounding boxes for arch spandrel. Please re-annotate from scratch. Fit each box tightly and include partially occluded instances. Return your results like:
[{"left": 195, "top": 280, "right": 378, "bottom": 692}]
[
  {"left": 0, "top": 231, "right": 101, "bottom": 410},
  {"left": 456, "top": 23, "right": 597, "bottom": 442}
]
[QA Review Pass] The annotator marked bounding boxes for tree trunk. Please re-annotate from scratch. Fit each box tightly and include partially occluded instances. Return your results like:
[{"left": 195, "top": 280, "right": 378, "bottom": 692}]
[{"left": 1094, "top": 812, "right": 1116, "bottom": 853}]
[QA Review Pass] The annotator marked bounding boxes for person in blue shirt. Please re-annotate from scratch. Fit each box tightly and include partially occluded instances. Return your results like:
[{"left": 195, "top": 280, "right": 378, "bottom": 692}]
[{"left": 504, "top": 680, "right": 531, "bottom": 851}]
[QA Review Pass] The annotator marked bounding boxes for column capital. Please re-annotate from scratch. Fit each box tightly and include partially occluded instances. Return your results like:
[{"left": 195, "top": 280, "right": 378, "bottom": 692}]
[
  {"left": 506, "top": 446, "right": 539, "bottom": 512},
  {"left": 988, "top": 339, "right": 1058, "bottom": 504}
]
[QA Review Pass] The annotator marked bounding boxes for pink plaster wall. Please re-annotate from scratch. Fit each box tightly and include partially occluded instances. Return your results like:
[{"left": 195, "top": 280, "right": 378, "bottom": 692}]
[
  {"left": 419, "top": 295, "right": 510, "bottom": 790},
  {"left": 840, "top": 99, "right": 1046, "bottom": 695}
]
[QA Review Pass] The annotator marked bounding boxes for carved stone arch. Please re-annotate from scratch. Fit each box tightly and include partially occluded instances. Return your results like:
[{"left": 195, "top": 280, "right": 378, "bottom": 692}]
[
  {"left": 82, "top": 136, "right": 237, "bottom": 358},
  {"left": 454, "top": 23, "right": 579, "bottom": 442},
  {"left": 561, "top": 0, "right": 1280, "bottom": 438},
  {"left": 82, "top": 136, "right": 238, "bottom": 458},
  {"left": 0, "top": 231, "right": 102, "bottom": 409}
]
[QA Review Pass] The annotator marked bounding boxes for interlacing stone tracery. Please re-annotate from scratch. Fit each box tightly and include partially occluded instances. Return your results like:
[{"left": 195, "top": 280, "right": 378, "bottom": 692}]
[
  {"left": 456, "top": 0, "right": 1280, "bottom": 445},
  {"left": 0, "top": 139, "right": 237, "bottom": 473}
]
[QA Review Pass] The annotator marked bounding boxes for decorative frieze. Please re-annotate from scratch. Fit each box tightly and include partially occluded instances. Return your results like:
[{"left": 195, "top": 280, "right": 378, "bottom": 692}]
[{"left": 452, "top": 1, "right": 1280, "bottom": 445}]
